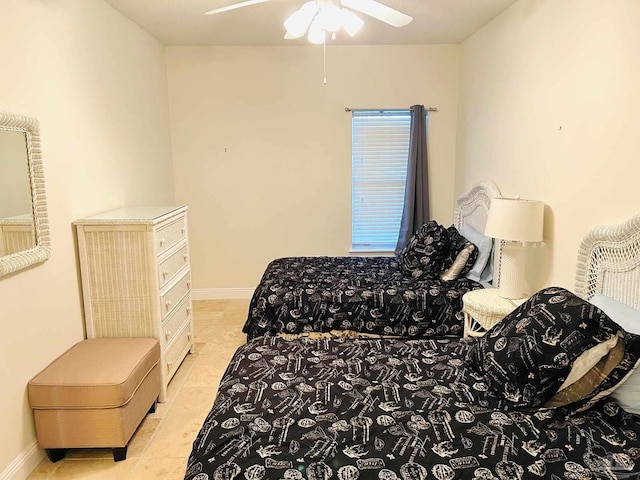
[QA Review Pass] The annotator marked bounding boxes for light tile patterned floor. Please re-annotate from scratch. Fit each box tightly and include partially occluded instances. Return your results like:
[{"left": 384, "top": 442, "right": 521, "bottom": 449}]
[{"left": 27, "top": 300, "right": 249, "bottom": 480}]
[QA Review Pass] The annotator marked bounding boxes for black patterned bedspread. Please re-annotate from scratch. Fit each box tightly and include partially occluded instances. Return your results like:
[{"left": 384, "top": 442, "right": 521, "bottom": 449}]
[
  {"left": 184, "top": 336, "right": 640, "bottom": 480},
  {"left": 243, "top": 256, "right": 483, "bottom": 340}
]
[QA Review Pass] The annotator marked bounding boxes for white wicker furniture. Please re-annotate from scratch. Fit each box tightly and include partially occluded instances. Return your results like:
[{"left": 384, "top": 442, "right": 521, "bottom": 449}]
[
  {"left": 0, "top": 111, "right": 51, "bottom": 277},
  {"left": 0, "top": 214, "right": 35, "bottom": 256},
  {"left": 575, "top": 213, "right": 640, "bottom": 308},
  {"left": 462, "top": 212, "right": 640, "bottom": 338},
  {"left": 453, "top": 179, "right": 503, "bottom": 287},
  {"left": 462, "top": 288, "right": 527, "bottom": 337},
  {"left": 75, "top": 206, "right": 194, "bottom": 402}
]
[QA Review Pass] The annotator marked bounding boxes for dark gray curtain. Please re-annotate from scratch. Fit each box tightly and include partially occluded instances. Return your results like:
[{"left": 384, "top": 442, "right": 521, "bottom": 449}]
[{"left": 394, "top": 105, "right": 429, "bottom": 254}]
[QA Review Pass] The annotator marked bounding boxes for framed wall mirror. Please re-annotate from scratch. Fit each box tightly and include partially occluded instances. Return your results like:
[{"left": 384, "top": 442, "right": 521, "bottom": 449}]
[{"left": 0, "top": 111, "right": 51, "bottom": 277}]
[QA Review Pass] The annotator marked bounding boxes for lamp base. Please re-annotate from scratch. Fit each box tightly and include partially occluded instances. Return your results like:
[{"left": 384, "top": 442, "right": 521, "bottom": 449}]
[{"left": 498, "top": 241, "right": 526, "bottom": 299}]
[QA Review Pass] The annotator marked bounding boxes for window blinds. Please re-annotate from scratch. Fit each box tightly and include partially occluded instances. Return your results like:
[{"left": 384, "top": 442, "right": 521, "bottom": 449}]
[{"left": 351, "top": 110, "right": 410, "bottom": 251}]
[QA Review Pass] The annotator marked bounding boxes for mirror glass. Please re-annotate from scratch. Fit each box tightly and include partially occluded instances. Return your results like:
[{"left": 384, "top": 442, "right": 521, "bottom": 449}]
[
  {"left": 0, "top": 130, "right": 36, "bottom": 255},
  {"left": 0, "top": 112, "right": 51, "bottom": 277}
]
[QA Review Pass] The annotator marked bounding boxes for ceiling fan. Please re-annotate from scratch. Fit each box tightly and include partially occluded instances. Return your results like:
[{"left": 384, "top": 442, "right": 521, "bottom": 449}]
[{"left": 205, "top": 0, "right": 413, "bottom": 44}]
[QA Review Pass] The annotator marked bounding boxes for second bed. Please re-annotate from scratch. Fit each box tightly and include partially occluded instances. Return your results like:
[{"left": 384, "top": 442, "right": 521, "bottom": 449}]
[{"left": 243, "top": 180, "right": 502, "bottom": 340}]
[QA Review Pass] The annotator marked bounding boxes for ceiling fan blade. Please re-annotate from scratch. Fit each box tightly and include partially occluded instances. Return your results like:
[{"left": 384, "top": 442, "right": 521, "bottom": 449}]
[
  {"left": 340, "top": 0, "right": 412, "bottom": 27},
  {"left": 205, "top": 0, "right": 272, "bottom": 16}
]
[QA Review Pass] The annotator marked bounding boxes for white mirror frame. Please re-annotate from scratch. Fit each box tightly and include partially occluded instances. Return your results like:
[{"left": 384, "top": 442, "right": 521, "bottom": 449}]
[{"left": 0, "top": 111, "right": 51, "bottom": 277}]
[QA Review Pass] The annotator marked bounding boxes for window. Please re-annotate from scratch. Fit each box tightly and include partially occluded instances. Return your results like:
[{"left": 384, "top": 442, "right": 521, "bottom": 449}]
[{"left": 351, "top": 110, "right": 411, "bottom": 251}]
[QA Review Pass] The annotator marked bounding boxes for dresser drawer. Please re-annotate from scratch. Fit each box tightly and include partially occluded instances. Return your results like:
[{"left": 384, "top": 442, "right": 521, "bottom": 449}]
[
  {"left": 165, "top": 323, "right": 192, "bottom": 379},
  {"left": 160, "top": 270, "right": 191, "bottom": 320},
  {"left": 155, "top": 215, "right": 187, "bottom": 257},
  {"left": 157, "top": 243, "right": 189, "bottom": 289},
  {"left": 162, "top": 296, "right": 192, "bottom": 346}
]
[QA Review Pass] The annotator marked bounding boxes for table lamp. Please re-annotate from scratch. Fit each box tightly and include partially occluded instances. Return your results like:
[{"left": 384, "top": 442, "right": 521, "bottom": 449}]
[{"left": 484, "top": 197, "right": 544, "bottom": 299}]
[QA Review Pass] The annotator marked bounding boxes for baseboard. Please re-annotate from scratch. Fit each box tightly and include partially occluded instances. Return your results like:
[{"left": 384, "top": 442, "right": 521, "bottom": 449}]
[
  {"left": 191, "top": 287, "right": 254, "bottom": 300},
  {"left": 0, "top": 440, "right": 44, "bottom": 480}
]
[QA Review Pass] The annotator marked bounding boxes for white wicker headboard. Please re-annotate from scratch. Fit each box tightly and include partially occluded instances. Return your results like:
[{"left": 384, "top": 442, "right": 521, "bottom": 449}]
[
  {"left": 575, "top": 213, "right": 640, "bottom": 309},
  {"left": 453, "top": 180, "right": 502, "bottom": 233},
  {"left": 453, "top": 179, "right": 503, "bottom": 286}
]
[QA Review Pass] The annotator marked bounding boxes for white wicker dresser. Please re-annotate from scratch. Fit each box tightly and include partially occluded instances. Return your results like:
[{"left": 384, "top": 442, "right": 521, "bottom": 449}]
[{"left": 75, "top": 206, "right": 194, "bottom": 402}]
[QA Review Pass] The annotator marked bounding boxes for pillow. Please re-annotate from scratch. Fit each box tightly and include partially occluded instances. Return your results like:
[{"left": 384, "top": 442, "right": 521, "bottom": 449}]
[
  {"left": 604, "top": 340, "right": 640, "bottom": 415},
  {"left": 398, "top": 221, "right": 451, "bottom": 279},
  {"left": 443, "top": 226, "right": 478, "bottom": 279},
  {"left": 440, "top": 243, "right": 475, "bottom": 281},
  {"left": 589, "top": 294, "right": 640, "bottom": 414},
  {"left": 568, "top": 331, "right": 640, "bottom": 413},
  {"left": 477, "top": 245, "right": 495, "bottom": 287},
  {"left": 556, "top": 332, "right": 621, "bottom": 391},
  {"left": 466, "top": 286, "right": 622, "bottom": 408},
  {"left": 544, "top": 334, "right": 624, "bottom": 408},
  {"left": 479, "top": 254, "right": 494, "bottom": 286},
  {"left": 459, "top": 224, "right": 494, "bottom": 282},
  {"left": 590, "top": 293, "right": 640, "bottom": 334}
]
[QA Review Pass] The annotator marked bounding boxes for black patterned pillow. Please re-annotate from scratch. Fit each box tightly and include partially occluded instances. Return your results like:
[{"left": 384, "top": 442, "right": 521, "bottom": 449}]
[
  {"left": 398, "top": 221, "right": 450, "bottom": 279},
  {"left": 441, "top": 225, "right": 478, "bottom": 280},
  {"left": 466, "top": 287, "right": 621, "bottom": 408}
]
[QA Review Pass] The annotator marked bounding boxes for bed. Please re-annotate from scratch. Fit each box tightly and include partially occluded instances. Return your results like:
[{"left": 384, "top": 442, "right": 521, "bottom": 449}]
[
  {"left": 185, "top": 212, "right": 640, "bottom": 480},
  {"left": 243, "top": 180, "right": 503, "bottom": 340}
]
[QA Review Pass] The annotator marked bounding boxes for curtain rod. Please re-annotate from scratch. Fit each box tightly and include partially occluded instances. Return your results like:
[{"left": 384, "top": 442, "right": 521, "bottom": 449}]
[{"left": 344, "top": 107, "right": 438, "bottom": 112}]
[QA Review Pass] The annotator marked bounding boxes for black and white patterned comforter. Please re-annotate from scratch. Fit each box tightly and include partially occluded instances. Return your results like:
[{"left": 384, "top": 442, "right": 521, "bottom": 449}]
[
  {"left": 184, "top": 336, "right": 640, "bottom": 480},
  {"left": 243, "top": 257, "right": 482, "bottom": 340}
]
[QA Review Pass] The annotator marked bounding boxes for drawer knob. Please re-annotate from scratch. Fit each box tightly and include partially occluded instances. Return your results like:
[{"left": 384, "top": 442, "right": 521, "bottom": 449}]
[
  {"left": 181, "top": 228, "right": 186, "bottom": 235},
  {"left": 162, "top": 270, "right": 170, "bottom": 278},
  {"left": 187, "top": 280, "right": 192, "bottom": 288},
  {"left": 186, "top": 306, "right": 192, "bottom": 314},
  {"left": 183, "top": 254, "right": 189, "bottom": 262},
  {"left": 167, "top": 361, "right": 174, "bottom": 370},
  {"left": 159, "top": 238, "right": 165, "bottom": 246},
  {"left": 165, "top": 300, "right": 172, "bottom": 310},
  {"left": 165, "top": 330, "right": 172, "bottom": 340}
]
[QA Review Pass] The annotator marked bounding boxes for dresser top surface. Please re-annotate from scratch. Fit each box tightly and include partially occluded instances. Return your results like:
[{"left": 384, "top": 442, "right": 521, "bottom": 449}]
[
  {"left": 75, "top": 206, "right": 186, "bottom": 224},
  {"left": 0, "top": 213, "right": 33, "bottom": 225}
]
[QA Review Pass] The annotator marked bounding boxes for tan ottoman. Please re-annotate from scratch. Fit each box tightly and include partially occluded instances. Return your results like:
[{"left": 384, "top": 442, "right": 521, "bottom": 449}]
[{"left": 28, "top": 338, "right": 160, "bottom": 462}]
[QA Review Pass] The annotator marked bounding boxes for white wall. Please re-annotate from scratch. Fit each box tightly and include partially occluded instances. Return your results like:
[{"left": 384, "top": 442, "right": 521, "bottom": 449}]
[
  {"left": 167, "top": 45, "right": 460, "bottom": 292},
  {"left": 456, "top": 0, "right": 640, "bottom": 292},
  {"left": 0, "top": 1, "right": 174, "bottom": 477}
]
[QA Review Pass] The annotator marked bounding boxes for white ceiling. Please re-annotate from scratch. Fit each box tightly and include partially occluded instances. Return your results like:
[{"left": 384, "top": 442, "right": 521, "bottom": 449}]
[{"left": 103, "top": 0, "right": 517, "bottom": 46}]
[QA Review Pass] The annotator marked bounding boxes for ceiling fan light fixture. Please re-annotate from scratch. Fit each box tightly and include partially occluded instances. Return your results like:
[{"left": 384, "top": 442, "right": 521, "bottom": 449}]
[
  {"left": 340, "top": 8, "right": 364, "bottom": 37},
  {"left": 316, "top": 2, "right": 343, "bottom": 32},
  {"left": 280, "top": 0, "right": 410, "bottom": 44},
  {"left": 284, "top": 0, "right": 366, "bottom": 43},
  {"left": 307, "top": 15, "right": 326, "bottom": 44},
  {"left": 284, "top": 2, "right": 318, "bottom": 38}
]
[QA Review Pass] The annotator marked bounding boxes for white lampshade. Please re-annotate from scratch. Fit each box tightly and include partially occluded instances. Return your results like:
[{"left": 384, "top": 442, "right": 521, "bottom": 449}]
[{"left": 485, "top": 198, "right": 544, "bottom": 242}]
